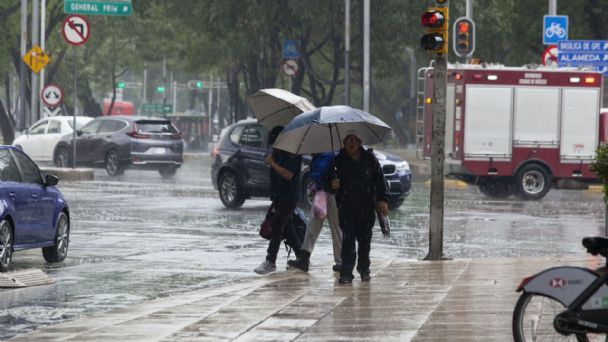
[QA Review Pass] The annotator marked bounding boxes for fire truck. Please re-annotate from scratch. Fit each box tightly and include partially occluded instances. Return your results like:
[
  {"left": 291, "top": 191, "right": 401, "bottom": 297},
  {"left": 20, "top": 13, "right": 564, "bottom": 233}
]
[{"left": 418, "top": 64, "right": 605, "bottom": 200}]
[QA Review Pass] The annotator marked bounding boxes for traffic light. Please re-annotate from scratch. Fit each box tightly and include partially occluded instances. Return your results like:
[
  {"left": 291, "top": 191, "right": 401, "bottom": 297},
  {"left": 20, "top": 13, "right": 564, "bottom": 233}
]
[
  {"left": 187, "top": 80, "right": 204, "bottom": 89},
  {"left": 116, "top": 81, "right": 125, "bottom": 89},
  {"left": 453, "top": 17, "right": 475, "bottom": 58},
  {"left": 420, "top": 7, "right": 449, "bottom": 54},
  {"left": 156, "top": 86, "right": 166, "bottom": 93}
]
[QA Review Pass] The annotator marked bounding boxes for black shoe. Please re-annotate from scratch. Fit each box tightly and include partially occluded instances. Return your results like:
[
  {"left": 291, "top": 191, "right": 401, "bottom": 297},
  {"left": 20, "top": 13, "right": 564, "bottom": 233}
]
[
  {"left": 360, "top": 270, "right": 371, "bottom": 282},
  {"left": 287, "top": 257, "right": 309, "bottom": 272},
  {"left": 332, "top": 264, "right": 341, "bottom": 272},
  {"left": 338, "top": 274, "right": 354, "bottom": 284}
]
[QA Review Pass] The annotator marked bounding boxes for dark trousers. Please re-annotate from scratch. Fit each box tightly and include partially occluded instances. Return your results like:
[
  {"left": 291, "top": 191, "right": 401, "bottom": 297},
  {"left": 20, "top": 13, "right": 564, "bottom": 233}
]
[
  {"left": 339, "top": 210, "right": 375, "bottom": 277},
  {"left": 266, "top": 199, "right": 297, "bottom": 263}
]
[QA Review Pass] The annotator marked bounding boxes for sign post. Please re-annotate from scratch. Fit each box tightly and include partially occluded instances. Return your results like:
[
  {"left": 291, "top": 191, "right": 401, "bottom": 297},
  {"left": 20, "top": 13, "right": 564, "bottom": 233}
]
[{"left": 62, "top": 14, "right": 90, "bottom": 168}]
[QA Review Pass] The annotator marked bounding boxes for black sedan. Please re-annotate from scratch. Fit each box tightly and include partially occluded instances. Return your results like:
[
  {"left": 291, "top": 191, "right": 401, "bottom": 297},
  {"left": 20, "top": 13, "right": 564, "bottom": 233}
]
[
  {"left": 211, "top": 119, "right": 411, "bottom": 209},
  {"left": 54, "top": 116, "right": 183, "bottom": 177}
]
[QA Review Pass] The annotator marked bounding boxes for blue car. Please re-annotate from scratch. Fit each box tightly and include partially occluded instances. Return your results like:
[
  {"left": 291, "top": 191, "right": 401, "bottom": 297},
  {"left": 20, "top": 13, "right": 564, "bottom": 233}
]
[{"left": 0, "top": 146, "right": 70, "bottom": 272}]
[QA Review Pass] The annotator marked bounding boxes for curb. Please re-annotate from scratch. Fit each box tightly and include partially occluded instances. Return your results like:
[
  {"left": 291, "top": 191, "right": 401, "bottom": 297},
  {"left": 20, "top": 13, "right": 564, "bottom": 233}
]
[
  {"left": 40, "top": 167, "right": 94, "bottom": 181},
  {"left": 587, "top": 185, "right": 603, "bottom": 193}
]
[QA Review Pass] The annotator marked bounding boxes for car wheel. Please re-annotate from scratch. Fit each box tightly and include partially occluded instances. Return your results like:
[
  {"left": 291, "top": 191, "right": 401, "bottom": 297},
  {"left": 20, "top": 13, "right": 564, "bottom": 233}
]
[
  {"left": 218, "top": 171, "right": 245, "bottom": 209},
  {"left": 43, "top": 212, "right": 69, "bottom": 263},
  {"left": 105, "top": 149, "right": 124, "bottom": 177},
  {"left": 159, "top": 165, "right": 178, "bottom": 179},
  {"left": 513, "top": 164, "right": 551, "bottom": 200},
  {"left": 0, "top": 220, "right": 13, "bottom": 272},
  {"left": 55, "top": 147, "right": 71, "bottom": 167}
]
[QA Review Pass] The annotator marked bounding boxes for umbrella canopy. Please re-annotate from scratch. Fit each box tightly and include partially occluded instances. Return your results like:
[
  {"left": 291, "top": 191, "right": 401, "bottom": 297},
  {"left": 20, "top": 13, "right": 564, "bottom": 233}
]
[
  {"left": 247, "top": 88, "right": 316, "bottom": 129},
  {"left": 272, "top": 105, "right": 392, "bottom": 155}
]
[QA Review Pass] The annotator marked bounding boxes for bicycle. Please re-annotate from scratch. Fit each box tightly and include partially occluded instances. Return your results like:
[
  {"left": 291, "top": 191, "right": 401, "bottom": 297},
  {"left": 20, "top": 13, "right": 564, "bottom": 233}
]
[
  {"left": 513, "top": 236, "right": 608, "bottom": 341},
  {"left": 545, "top": 22, "right": 566, "bottom": 39}
]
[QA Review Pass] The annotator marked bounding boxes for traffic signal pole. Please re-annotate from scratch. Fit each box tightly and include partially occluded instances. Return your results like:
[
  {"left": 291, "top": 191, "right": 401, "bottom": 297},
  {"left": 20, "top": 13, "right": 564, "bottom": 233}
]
[
  {"left": 420, "top": 1, "right": 449, "bottom": 260},
  {"left": 465, "top": 0, "right": 473, "bottom": 63}
]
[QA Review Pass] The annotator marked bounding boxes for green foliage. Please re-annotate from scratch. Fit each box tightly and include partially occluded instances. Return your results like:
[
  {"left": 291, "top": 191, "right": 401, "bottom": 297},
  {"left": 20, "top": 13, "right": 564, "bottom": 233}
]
[{"left": 591, "top": 144, "right": 608, "bottom": 206}]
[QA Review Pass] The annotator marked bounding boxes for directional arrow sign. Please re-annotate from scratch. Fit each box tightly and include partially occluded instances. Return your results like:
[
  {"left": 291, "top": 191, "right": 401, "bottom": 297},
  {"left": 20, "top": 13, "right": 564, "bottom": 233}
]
[{"left": 62, "top": 15, "right": 90, "bottom": 46}]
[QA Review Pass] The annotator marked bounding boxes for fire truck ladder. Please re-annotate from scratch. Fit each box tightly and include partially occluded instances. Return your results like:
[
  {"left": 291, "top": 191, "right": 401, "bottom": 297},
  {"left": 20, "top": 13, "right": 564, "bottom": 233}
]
[{"left": 416, "top": 63, "right": 434, "bottom": 159}]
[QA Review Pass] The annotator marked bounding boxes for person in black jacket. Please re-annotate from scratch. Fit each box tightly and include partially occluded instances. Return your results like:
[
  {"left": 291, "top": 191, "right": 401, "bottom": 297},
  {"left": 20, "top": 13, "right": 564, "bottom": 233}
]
[{"left": 327, "top": 133, "right": 389, "bottom": 284}]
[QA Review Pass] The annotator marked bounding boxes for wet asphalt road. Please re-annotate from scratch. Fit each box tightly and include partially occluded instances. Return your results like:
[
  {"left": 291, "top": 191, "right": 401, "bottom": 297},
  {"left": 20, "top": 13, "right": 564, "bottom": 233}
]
[{"left": 0, "top": 156, "right": 606, "bottom": 339}]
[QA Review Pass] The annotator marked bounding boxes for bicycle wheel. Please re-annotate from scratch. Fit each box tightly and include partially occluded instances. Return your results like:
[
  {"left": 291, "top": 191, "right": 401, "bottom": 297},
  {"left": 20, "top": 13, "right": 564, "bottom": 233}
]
[{"left": 513, "top": 292, "right": 589, "bottom": 342}]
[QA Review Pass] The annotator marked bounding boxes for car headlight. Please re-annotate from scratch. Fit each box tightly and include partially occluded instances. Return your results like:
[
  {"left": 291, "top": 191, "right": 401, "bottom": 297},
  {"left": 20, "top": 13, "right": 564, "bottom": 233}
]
[{"left": 395, "top": 161, "right": 410, "bottom": 173}]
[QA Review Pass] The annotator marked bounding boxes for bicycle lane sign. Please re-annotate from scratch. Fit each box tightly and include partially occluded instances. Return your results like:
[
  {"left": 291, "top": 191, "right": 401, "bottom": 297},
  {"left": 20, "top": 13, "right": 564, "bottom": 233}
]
[{"left": 543, "top": 15, "right": 568, "bottom": 45}]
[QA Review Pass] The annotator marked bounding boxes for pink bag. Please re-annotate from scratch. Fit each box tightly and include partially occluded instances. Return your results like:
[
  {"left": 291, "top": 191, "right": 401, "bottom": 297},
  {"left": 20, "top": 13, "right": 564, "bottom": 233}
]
[{"left": 313, "top": 190, "right": 327, "bottom": 219}]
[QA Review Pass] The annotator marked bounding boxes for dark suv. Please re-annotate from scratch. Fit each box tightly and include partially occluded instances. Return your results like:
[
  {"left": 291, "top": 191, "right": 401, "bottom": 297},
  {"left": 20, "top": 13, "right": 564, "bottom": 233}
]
[
  {"left": 211, "top": 119, "right": 411, "bottom": 209},
  {"left": 54, "top": 116, "right": 183, "bottom": 177}
]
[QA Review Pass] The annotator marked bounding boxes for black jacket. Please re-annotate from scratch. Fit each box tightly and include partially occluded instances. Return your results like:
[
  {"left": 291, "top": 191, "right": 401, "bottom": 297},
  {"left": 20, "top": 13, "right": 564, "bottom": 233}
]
[{"left": 325, "top": 147, "right": 389, "bottom": 213}]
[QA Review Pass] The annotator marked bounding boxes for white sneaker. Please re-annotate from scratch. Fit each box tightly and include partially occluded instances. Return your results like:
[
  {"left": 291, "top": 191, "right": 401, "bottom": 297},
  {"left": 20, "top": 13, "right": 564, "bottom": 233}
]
[{"left": 254, "top": 260, "right": 276, "bottom": 275}]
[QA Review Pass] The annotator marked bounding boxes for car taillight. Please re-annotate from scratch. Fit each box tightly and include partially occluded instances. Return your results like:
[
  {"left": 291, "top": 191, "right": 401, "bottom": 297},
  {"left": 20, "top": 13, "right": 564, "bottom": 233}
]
[
  {"left": 126, "top": 131, "right": 151, "bottom": 139},
  {"left": 516, "top": 275, "right": 534, "bottom": 292},
  {"left": 170, "top": 133, "right": 182, "bottom": 140}
]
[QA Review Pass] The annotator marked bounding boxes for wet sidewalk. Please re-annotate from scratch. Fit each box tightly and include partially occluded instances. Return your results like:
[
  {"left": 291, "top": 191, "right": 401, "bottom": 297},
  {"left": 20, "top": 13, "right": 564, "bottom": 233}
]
[{"left": 9, "top": 256, "right": 597, "bottom": 341}]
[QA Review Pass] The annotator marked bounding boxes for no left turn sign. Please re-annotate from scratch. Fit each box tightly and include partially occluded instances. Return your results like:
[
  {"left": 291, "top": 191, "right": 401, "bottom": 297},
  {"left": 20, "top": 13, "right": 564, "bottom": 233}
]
[
  {"left": 62, "top": 15, "right": 90, "bottom": 46},
  {"left": 41, "top": 84, "right": 64, "bottom": 108},
  {"left": 282, "top": 59, "right": 298, "bottom": 77}
]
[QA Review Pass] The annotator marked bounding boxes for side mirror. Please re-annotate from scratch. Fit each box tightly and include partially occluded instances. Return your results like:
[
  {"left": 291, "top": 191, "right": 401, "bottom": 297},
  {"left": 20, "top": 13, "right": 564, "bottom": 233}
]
[
  {"left": 45, "top": 174, "right": 59, "bottom": 187},
  {"left": 22, "top": 129, "right": 28, "bottom": 135},
  {"left": 76, "top": 130, "right": 83, "bottom": 137}
]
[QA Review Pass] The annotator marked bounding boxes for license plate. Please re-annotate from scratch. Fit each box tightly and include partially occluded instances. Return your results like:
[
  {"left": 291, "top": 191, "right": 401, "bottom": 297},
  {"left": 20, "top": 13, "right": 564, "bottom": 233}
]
[{"left": 150, "top": 147, "right": 166, "bottom": 154}]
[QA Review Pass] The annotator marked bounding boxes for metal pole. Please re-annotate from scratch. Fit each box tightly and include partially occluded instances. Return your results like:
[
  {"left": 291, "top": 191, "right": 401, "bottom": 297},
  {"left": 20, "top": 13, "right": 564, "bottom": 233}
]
[
  {"left": 216, "top": 76, "right": 220, "bottom": 130},
  {"left": 72, "top": 48, "right": 77, "bottom": 169},
  {"left": 40, "top": 0, "right": 46, "bottom": 118},
  {"left": 19, "top": 0, "right": 28, "bottom": 130},
  {"left": 344, "top": 0, "right": 351, "bottom": 106},
  {"left": 31, "top": 0, "right": 39, "bottom": 124},
  {"left": 162, "top": 56, "right": 167, "bottom": 104},
  {"left": 208, "top": 73, "right": 213, "bottom": 139},
  {"left": 142, "top": 62, "right": 147, "bottom": 105},
  {"left": 549, "top": 0, "right": 557, "bottom": 15},
  {"left": 465, "top": 0, "right": 473, "bottom": 63},
  {"left": 362, "top": 0, "right": 370, "bottom": 112},
  {"left": 172, "top": 80, "right": 177, "bottom": 115}
]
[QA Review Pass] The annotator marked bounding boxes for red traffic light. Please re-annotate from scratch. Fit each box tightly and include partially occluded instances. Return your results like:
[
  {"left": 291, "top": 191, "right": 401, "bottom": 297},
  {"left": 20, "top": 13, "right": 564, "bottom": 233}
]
[
  {"left": 421, "top": 11, "right": 445, "bottom": 28},
  {"left": 458, "top": 21, "right": 470, "bottom": 33}
]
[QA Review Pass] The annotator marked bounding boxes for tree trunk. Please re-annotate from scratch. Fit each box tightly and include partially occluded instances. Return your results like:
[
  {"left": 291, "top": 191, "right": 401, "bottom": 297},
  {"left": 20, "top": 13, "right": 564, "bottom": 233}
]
[{"left": 0, "top": 99, "right": 15, "bottom": 145}]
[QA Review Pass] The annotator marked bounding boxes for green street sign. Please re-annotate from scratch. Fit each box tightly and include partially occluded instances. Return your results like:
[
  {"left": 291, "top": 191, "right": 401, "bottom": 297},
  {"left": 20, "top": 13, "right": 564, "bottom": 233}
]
[
  {"left": 142, "top": 103, "right": 172, "bottom": 115},
  {"left": 116, "top": 81, "right": 125, "bottom": 89},
  {"left": 64, "top": 0, "right": 133, "bottom": 16},
  {"left": 162, "top": 104, "right": 172, "bottom": 114}
]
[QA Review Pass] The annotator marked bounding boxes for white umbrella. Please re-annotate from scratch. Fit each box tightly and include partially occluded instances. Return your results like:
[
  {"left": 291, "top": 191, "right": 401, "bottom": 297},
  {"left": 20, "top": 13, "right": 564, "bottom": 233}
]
[
  {"left": 247, "top": 88, "right": 316, "bottom": 129},
  {"left": 272, "top": 105, "right": 392, "bottom": 155}
]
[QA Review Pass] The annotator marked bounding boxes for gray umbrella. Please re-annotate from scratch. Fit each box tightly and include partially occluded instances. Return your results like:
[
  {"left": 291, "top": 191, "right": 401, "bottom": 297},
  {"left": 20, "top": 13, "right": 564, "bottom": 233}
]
[
  {"left": 246, "top": 88, "right": 316, "bottom": 129},
  {"left": 272, "top": 105, "right": 392, "bottom": 154}
]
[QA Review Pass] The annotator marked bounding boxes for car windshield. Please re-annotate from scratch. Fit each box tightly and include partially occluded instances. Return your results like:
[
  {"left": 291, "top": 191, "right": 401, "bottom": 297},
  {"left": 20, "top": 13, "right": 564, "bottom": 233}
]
[
  {"left": 135, "top": 120, "right": 177, "bottom": 133},
  {"left": 67, "top": 117, "right": 93, "bottom": 130}
]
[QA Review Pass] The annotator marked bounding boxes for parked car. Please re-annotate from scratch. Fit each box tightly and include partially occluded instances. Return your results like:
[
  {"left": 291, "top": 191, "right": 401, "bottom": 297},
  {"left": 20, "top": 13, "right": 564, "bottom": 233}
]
[
  {"left": 0, "top": 146, "right": 70, "bottom": 272},
  {"left": 53, "top": 116, "right": 183, "bottom": 178},
  {"left": 211, "top": 119, "right": 412, "bottom": 209},
  {"left": 13, "top": 116, "right": 93, "bottom": 162}
]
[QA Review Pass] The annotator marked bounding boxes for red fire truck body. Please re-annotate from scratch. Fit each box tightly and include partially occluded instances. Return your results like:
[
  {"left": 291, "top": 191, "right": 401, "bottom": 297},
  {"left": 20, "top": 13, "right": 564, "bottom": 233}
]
[{"left": 420, "top": 65, "right": 605, "bottom": 199}]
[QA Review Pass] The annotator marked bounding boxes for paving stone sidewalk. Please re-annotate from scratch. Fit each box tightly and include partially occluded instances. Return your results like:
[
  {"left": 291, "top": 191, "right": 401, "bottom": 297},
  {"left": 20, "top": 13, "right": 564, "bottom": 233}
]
[{"left": 9, "top": 256, "right": 596, "bottom": 341}]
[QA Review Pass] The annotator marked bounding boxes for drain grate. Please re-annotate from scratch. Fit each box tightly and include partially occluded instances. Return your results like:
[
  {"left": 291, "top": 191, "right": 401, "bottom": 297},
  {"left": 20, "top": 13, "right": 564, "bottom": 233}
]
[{"left": 0, "top": 269, "right": 54, "bottom": 288}]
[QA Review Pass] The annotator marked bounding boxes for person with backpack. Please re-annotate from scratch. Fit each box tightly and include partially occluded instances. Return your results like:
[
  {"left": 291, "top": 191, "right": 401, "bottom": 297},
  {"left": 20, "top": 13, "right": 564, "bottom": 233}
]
[
  {"left": 254, "top": 126, "right": 303, "bottom": 275},
  {"left": 287, "top": 152, "right": 342, "bottom": 273},
  {"left": 327, "top": 134, "right": 389, "bottom": 284}
]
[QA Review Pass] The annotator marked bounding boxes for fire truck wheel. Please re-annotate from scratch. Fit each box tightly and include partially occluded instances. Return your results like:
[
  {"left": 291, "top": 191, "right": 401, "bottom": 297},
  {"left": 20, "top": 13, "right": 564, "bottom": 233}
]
[
  {"left": 478, "top": 179, "right": 512, "bottom": 199},
  {"left": 513, "top": 164, "right": 551, "bottom": 200}
]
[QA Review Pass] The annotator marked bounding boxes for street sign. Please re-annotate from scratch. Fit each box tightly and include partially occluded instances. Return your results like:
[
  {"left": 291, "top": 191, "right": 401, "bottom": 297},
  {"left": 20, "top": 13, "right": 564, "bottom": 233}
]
[
  {"left": 282, "top": 39, "right": 300, "bottom": 59},
  {"left": 41, "top": 84, "right": 63, "bottom": 107},
  {"left": 62, "top": 15, "right": 90, "bottom": 46},
  {"left": 43, "top": 106, "right": 62, "bottom": 118},
  {"left": 542, "top": 45, "right": 558, "bottom": 66},
  {"left": 64, "top": 0, "right": 132, "bottom": 16},
  {"left": 558, "top": 40, "right": 608, "bottom": 75},
  {"left": 22, "top": 44, "right": 50, "bottom": 74},
  {"left": 142, "top": 103, "right": 172, "bottom": 114},
  {"left": 543, "top": 15, "right": 568, "bottom": 45},
  {"left": 282, "top": 59, "right": 298, "bottom": 77}
]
